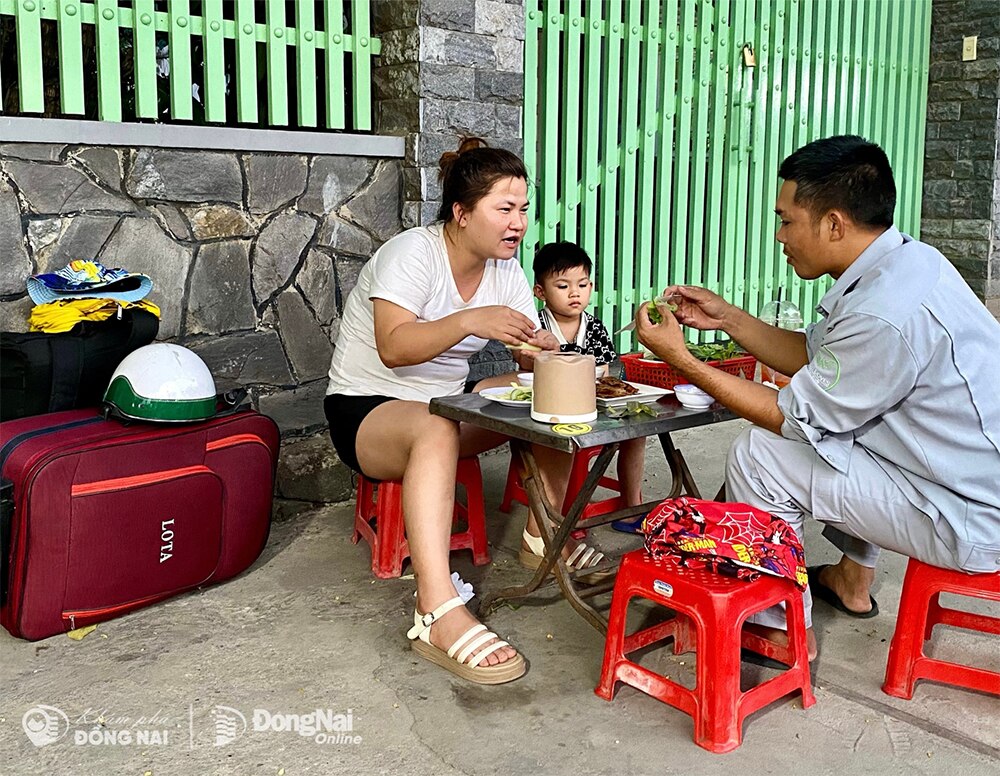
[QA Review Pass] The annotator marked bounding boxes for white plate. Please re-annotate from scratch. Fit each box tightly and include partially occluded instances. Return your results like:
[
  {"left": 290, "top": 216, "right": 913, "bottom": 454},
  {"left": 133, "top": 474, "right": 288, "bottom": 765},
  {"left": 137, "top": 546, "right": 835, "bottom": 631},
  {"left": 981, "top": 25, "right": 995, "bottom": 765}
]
[
  {"left": 597, "top": 381, "right": 673, "bottom": 409},
  {"left": 480, "top": 386, "right": 532, "bottom": 408}
]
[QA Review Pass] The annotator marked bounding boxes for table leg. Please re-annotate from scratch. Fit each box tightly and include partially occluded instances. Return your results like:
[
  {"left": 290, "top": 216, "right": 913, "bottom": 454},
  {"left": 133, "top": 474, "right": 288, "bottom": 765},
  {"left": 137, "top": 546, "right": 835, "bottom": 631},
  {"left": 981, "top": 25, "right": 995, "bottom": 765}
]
[
  {"left": 479, "top": 441, "right": 619, "bottom": 634},
  {"left": 657, "top": 432, "right": 702, "bottom": 499}
]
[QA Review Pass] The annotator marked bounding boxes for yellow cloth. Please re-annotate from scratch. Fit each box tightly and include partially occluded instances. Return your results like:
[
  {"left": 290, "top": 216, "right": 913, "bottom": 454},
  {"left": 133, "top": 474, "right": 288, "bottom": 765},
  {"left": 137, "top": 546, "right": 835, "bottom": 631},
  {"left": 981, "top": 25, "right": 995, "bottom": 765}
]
[{"left": 29, "top": 298, "right": 161, "bottom": 334}]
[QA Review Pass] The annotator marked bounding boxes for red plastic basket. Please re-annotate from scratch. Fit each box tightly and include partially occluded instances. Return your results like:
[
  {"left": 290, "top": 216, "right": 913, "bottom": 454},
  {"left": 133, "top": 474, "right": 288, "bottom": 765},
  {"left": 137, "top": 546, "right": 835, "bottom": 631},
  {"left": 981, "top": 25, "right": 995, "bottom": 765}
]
[{"left": 621, "top": 352, "right": 757, "bottom": 390}]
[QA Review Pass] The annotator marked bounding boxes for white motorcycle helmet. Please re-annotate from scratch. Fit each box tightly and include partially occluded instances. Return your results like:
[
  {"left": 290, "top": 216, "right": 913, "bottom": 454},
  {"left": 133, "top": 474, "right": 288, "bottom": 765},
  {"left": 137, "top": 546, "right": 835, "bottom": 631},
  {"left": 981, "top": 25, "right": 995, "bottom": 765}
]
[{"left": 104, "top": 343, "right": 217, "bottom": 422}]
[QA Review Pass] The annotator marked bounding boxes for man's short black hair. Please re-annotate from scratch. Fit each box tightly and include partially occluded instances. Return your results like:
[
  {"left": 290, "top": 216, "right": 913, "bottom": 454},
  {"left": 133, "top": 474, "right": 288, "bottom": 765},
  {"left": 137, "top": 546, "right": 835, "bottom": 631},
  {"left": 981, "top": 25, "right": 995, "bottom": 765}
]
[
  {"left": 533, "top": 241, "right": 592, "bottom": 281},
  {"left": 778, "top": 135, "right": 896, "bottom": 229}
]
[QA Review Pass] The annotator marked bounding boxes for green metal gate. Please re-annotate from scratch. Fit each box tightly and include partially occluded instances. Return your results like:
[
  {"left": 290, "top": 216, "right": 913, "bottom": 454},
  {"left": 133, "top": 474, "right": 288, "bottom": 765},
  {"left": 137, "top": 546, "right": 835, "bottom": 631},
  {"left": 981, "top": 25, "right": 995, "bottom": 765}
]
[{"left": 522, "top": 0, "right": 931, "bottom": 350}]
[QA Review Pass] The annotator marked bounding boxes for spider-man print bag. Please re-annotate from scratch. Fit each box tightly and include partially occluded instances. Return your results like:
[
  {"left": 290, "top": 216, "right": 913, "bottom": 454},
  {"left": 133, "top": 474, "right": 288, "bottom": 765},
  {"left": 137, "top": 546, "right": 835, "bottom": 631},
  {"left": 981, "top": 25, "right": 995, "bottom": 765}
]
[{"left": 641, "top": 497, "right": 808, "bottom": 589}]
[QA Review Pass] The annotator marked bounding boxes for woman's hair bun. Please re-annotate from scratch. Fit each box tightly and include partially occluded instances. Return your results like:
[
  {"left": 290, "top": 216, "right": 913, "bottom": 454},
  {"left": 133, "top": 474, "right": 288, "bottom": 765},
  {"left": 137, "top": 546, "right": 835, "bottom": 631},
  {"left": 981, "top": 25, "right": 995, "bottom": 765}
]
[{"left": 438, "top": 136, "right": 489, "bottom": 180}]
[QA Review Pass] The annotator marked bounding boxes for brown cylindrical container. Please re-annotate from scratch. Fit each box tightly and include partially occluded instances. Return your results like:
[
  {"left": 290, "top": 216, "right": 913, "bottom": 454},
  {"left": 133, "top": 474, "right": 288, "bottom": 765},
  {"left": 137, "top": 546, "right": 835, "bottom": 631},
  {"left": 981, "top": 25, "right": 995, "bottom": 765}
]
[{"left": 531, "top": 352, "right": 598, "bottom": 424}]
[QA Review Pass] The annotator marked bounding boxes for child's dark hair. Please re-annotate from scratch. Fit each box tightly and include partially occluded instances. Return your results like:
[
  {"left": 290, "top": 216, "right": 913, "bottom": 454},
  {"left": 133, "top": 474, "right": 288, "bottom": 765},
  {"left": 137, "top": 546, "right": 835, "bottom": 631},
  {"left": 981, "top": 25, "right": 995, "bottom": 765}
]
[
  {"left": 533, "top": 242, "right": 592, "bottom": 281},
  {"left": 437, "top": 137, "right": 528, "bottom": 222}
]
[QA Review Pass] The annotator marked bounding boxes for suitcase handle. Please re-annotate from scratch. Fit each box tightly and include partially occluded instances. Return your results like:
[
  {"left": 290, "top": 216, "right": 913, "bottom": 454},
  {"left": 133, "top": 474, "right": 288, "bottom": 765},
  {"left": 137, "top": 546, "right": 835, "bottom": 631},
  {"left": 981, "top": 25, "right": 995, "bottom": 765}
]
[{"left": 215, "top": 388, "right": 249, "bottom": 418}]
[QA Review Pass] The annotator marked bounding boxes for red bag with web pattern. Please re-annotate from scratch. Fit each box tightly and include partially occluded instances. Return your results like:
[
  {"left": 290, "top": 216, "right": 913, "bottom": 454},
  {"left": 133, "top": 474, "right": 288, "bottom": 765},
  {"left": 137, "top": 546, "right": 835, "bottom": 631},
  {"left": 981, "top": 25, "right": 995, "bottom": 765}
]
[{"left": 641, "top": 497, "right": 808, "bottom": 589}]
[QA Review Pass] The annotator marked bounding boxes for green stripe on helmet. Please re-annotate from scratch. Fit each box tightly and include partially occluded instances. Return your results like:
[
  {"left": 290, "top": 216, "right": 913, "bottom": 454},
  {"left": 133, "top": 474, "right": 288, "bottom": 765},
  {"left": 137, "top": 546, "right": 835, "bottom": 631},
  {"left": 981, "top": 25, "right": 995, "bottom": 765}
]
[{"left": 104, "top": 376, "right": 217, "bottom": 422}]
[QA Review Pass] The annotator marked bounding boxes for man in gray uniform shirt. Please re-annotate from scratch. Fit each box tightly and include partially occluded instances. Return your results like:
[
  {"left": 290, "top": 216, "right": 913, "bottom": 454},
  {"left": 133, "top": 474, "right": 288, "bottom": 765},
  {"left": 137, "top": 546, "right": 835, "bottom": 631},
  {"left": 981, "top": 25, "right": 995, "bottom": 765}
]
[{"left": 635, "top": 135, "right": 1000, "bottom": 659}]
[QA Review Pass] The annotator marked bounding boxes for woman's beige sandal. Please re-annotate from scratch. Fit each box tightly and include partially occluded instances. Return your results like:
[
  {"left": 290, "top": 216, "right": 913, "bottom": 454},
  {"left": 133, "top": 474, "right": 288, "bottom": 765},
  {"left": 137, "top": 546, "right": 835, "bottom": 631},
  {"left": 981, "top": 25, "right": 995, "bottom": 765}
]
[
  {"left": 519, "top": 529, "right": 614, "bottom": 583},
  {"left": 406, "top": 596, "right": 526, "bottom": 685}
]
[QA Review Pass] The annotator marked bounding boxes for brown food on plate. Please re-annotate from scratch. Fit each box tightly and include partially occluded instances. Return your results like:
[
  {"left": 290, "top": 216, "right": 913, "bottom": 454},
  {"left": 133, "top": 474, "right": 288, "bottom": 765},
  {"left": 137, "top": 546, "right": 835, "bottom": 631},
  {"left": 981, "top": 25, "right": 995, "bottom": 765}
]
[{"left": 595, "top": 376, "right": 640, "bottom": 399}]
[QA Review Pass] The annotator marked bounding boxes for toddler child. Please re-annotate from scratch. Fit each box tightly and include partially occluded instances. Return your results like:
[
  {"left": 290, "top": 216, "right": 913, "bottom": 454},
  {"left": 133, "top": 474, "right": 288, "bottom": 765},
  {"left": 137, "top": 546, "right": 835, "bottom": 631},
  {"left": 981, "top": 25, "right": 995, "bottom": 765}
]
[{"left": 532, "top": 242, "right": 646, "bottom": 521}]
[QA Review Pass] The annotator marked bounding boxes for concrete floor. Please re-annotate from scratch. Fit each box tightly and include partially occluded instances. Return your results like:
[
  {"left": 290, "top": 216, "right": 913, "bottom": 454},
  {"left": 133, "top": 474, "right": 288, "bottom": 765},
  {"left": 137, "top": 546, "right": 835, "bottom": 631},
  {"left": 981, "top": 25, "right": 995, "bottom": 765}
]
[{"left": 2, "top": 419, "right": 998, "bottom": 776}]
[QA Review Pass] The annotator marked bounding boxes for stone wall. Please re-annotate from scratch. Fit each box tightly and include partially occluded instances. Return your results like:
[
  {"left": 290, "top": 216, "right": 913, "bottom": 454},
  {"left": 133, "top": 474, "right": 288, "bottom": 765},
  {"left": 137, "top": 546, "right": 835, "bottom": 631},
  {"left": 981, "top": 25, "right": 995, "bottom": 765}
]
[
  {"left": 0, "top": 142, "right": 402, "bottom": 503},
  {"left": 373, "top": 0, "right": 525, "bottom": 228},
  {"left": 922, "top": 0, "right": 1000, "bottom": 317}
]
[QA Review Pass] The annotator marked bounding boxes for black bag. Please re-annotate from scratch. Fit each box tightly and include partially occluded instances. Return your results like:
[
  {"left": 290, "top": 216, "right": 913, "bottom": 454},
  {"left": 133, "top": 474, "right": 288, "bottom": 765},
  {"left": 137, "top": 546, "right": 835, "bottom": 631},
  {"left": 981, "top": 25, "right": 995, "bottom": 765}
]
[{"left": 0, "top": 308, "right": 159, "bottom": 422}]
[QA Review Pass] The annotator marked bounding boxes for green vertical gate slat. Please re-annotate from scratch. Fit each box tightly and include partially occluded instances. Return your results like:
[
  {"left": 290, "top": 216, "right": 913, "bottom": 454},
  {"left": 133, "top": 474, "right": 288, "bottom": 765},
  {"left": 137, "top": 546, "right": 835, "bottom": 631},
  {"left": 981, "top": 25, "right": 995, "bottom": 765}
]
[
  {"left": 168, "top": 0, "right": 193, "bottom": 120},
  {"left": 872, "top": 0, "right": 891, "bottom": 146},
  {"left": 615, "top": 2, "right": 642, "bottom": 339},
  {"left": 324, "top": 0, "right": 346, "bottom": 129},
  {"left": 723, "top": 0, "right": 752, "bottom": 314},
  {"left": 685, "top": 0, "right": 714, "bottom": 337},
  {"left": 744, "top": 0, "right": 766, "bottom": 321},
  {"left": 801, "top": 0, "right": 828, "bottom": 316},
  {"left": 265, "top": 0, "right": 288, "bottom": 126},
  {"left": 234, "top": 0, "right": 258, "bottom": 122},
  {"left": 56, "top": 0, "right": 85, "bottom": 114},
  {"left": 599, "top": 3, "right": 623, "bottom": 347},
  {"left": 862, "top": 0, "right": 879, "bottom": 143},
  {"left": 782, "top": 0, "right": 804, "bottom": 308},
  {"left": 131, "top": 0, "right": 158, "bottom": 119},
  {"left": 840, "top": 0, "right": 860, "bottom": 134},
  {"left": 560, "top": 0, "right": 582, "bottom": 242},
  {"left": 708, "top": 0, "right": 734, "bottom": 305},
  {"left": 540, "top": 9, "right": 561, "bottom": 247},
  {"left": 652, "top": 0, "right": 679, "bottom": 300},
  {"left": 521, "top": 0, "right": 541, "bottom": 265},
  {"left": 295, "top": 0, "right": 318, "bottom": 127},
  {"left": 94, "top": 0, "right": 122, "bottom": 121},
  {"left": 13, "top": 0, "right": 43, "bottom": 112},
  {"left": 202, "top": 0, "right": 226, "bottom": 122},
  {"left": 825, "top": 0, "right": 841, "bottom": 137},
  {"left": 759, "top": 0, "right": 785, "bottom": 309},
  {"left": 577, "top": 0, "right": 603, "bottom": 271},
  {"left": 795, "top": 0, "right": 812, "bottom": 313},
  {"left": 351, "top": 0, "right": 374, "bottom": 131},
  {"left": 718, "top": 0, "right": 743, "bottom": 310},
  {"left": 911, "top": 0, "right": 931, "bottom": 237},
  {"left": 889, "top": 1, "right": 907, "bottom": 221},
  {"left": 669, "top": 0, "right": 696, "bottom": 297},
  {"left": 635, "top": 0, "right": 661, "bottom": 315},
  {"left": 893, "top": 1, "right": 911, "bottom": 233},
  {"left": 847, "top": 0, "right": 864, "bottom": 139}
]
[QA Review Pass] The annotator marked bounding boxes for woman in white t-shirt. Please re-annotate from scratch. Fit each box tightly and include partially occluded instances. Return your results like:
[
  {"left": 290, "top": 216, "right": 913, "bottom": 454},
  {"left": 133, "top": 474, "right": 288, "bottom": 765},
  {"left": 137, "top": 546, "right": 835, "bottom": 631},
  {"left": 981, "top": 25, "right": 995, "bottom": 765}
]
[{"left": 326, "top": 138, "right": 606, "bottom": 685}]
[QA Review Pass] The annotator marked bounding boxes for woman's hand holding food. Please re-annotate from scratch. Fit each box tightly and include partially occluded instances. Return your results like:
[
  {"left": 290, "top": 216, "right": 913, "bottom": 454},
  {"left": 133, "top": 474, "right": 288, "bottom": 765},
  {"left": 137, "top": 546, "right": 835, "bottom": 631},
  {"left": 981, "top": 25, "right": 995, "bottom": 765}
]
[
  {"left": 465, "top": 305, "right": 537, "bottom": 345},
  {"left": 512, "top": 327, "right": 559, "bottom": 368}
]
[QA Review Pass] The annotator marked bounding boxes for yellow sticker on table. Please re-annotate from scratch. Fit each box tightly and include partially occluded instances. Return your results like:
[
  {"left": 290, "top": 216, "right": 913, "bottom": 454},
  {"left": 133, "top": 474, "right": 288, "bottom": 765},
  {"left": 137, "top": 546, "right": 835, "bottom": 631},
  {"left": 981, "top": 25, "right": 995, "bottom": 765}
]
[{"left": 552, "top": 423, "right": 592, "bottom": 436}]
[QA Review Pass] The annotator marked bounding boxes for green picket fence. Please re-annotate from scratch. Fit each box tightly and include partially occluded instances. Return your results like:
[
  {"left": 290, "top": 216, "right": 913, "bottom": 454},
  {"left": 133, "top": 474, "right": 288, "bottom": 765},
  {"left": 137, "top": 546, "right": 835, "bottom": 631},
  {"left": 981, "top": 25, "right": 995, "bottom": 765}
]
[
  {"left": 522, "top": 0, "right": 931, "bottom": 351},
  {"left": 0, "top": 0, "right": 380, "bottom": 130}
]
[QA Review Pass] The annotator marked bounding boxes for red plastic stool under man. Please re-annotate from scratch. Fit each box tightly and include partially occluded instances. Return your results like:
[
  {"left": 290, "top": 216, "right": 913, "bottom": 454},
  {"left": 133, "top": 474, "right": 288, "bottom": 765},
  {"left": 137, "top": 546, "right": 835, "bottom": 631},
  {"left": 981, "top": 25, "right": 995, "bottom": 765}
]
[
  {"left": 882, "top": 558, "right": 1000, "bottom": 699},
  {"left": 352, "top": 457, "right": 490, "bottom": 579},
  {"left": 596, "top": 551, "right": 815, "bottom": 753},
  {"left": 500, "top": 445, "right": 625, "bottom": 523}
]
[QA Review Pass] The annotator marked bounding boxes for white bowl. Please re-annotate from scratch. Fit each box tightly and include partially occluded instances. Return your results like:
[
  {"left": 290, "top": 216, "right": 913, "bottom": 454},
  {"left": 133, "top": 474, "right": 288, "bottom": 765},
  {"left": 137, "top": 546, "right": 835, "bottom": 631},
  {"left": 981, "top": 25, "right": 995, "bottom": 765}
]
[
  {"left": 674, "top": 383, "right": 715, "bottom": 409},
  {"left": 517, "top": 372, "right": 534, "bottom": 387}
]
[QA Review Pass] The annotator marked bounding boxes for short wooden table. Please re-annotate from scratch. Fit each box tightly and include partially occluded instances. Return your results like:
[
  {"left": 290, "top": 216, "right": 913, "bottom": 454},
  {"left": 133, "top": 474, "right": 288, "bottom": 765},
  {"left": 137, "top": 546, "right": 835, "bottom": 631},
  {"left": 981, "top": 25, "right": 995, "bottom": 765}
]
[{"left": 429, "top": 392, "right": 738, "bottom": 633}]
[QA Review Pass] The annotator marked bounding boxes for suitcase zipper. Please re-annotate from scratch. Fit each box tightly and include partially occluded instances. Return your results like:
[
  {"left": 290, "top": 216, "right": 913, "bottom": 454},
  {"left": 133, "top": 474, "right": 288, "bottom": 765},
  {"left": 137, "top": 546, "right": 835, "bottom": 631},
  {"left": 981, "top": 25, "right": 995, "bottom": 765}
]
[
  {"left": 71, "top": 465, "right": 213, "bottom": 497},
  {"left": 64, "top": 591, "right": 178, "bottom": 627}
]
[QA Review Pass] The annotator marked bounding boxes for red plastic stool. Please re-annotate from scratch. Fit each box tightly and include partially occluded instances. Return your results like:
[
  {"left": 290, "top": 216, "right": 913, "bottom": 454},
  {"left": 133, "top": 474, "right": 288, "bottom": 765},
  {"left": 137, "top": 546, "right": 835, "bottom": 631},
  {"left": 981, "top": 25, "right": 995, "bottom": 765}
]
[
  {"left": 352, "top": 457, "right": 491, "bottom": 579},
  {"left": 882, "top": 558, "right": 1000, "bottom": 699},
  {"left": 500, "top": 445, "right": 625, "bottom": 523},
  {"left": 596, "top": 551, "right": 815, "bottom": 753}
]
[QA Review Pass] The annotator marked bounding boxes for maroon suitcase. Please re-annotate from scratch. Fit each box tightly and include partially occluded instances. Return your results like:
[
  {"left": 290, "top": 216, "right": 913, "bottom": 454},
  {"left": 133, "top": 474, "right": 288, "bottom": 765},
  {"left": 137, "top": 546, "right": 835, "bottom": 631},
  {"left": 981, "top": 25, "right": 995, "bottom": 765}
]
[{"left": 0, "top": 407, "right": 279, "bottom": 640}]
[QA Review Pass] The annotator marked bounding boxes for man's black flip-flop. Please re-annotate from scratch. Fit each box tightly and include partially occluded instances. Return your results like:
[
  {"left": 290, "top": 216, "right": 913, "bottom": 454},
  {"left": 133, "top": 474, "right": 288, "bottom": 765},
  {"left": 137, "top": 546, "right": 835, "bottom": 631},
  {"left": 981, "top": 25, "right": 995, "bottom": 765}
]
[{"left": 807, "top": 564, "right": 879, "bottom": 618}]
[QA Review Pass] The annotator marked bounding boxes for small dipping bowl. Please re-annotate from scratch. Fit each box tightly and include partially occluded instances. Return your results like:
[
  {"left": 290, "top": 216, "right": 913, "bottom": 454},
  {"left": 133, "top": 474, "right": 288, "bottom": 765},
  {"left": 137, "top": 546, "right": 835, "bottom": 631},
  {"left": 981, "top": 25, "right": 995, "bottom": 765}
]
[
  {"left": 517, "top": 372, "right": 534, "bottom": 387},
  {"left": 673, "top": 383, "right": 715, "bottom": 409}
]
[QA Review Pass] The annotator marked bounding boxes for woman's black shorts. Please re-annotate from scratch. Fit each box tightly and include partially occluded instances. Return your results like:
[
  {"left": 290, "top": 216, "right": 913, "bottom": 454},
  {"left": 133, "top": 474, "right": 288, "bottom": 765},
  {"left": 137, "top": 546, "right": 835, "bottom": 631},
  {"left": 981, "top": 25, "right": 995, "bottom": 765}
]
[{"left": 324, "top": 393, "right": 396, "bottom": 474}]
